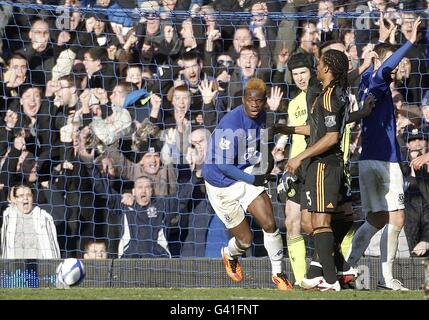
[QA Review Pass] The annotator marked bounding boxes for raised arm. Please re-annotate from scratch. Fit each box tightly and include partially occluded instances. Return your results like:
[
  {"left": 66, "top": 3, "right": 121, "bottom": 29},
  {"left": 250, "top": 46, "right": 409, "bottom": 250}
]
[
  {"left": 375, "top": 16, "right": 421, "bottom": 82},
  {"left": 85, "top": 160, "right": 124, "bottom": 211},
  {"left": 375, "top": 41, "right": 413, "bottom": 83},
  {"left": 104, "top": 146, "right": 140, "bottom": 180}
]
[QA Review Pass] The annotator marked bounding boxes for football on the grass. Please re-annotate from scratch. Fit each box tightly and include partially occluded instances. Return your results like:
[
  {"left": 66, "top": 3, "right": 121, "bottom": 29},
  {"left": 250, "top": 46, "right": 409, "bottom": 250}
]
[{"left": 56, "top": 258, "right": 85, "bottom": 287}]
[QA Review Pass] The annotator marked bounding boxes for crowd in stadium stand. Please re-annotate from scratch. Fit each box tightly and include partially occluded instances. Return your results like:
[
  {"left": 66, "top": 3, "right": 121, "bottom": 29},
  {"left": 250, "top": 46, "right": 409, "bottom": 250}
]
[{"left": 0, "top": 0, "right": 428, "bottom": 263}]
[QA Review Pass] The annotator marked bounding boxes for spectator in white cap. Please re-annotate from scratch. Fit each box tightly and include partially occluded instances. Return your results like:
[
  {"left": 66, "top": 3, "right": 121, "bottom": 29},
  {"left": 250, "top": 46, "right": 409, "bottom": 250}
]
[{"left": 138, "top": 1, "right": 160, "bottom": 13}]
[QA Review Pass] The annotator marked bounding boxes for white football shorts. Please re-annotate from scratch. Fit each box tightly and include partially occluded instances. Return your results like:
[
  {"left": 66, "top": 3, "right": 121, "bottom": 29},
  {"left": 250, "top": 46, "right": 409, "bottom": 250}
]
[
  {"left": 205, "top": 179, "right": 265, "bottom": 229},
  {"left": 359, "top": 160, "right": 405, "bottom": 214}
]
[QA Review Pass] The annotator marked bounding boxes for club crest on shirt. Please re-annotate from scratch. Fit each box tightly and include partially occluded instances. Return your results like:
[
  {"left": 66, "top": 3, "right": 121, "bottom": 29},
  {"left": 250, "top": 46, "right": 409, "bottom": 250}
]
[
  {"left": 147, "top": 206, "right": 158, "bottom": 218},
  {"left": 219, "top": 137, "right": 231, "bottom": 150},
  {"left": 398, "top": 193, "right": 404, "bottom": 205},
  {"left": 325, "top": 115, "right": 336, "bottom": 127}
]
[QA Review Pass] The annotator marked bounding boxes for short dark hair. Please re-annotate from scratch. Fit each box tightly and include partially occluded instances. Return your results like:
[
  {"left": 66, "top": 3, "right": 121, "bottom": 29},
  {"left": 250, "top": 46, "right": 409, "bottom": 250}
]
[
  {"left": 126, "top": 64, "right": 143, "bottom": 72},
  {"left": 373, "top": 43, "right": 397, "bottom": 62},
  {"left": 7, "top": 53, "right": 28, "bottom": 66},
  {"left": 297, "top": 21, "right": 317, "bottom": 42},
  {"left": 58, "top": 74, "right": 80, "bottom": 90},
  {"left": 239, "top": 45, "right": 260, "bottom": 61},
  {"left": 234, "top": 25, "right": 251, "bottom": 35},
  {"left": 85, "top": 47, "right": 107, "bottom": 61},
  {"left": 22, "top": 156, "right": 37, "bottom": 180},
  {"left": 19, "top": 84, "right": 42, "bottom": 98},
  {"left": 181, "top": 49, "right": 203, "bottom": 64}
]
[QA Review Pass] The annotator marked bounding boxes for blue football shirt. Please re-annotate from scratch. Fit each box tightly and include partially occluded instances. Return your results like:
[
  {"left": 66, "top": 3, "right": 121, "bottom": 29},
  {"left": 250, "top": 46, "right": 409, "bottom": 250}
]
[
  {"left": 359, "top": 41, "right": 413, "bottom": 163},
  {"left": 202, "top": 105, "right": 266, "bottom": 188}
]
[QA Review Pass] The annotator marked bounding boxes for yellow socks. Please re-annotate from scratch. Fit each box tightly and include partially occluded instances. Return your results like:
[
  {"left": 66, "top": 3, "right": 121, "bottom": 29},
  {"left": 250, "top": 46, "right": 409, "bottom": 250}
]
[
  {"left": 287, "top": 235, "right": 306, "bottom": 284},
  {"left": 341, "top": 227, "right": 355, "bottom": 257}
]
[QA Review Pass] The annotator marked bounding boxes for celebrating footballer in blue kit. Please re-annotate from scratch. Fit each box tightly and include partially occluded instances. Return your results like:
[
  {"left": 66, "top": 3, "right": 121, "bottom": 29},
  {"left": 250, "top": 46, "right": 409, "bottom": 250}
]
[
  {"left": 345, "top": 15, "right": 422, "bottom": 291},
  {"left": 202, "top": 78, "right": 293, "bottom": 291}
]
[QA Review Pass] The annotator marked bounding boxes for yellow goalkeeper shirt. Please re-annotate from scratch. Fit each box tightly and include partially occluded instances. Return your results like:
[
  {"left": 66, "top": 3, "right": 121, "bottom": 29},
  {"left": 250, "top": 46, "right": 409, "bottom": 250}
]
[
  {"left": 288, "top": 91, "right": 308, "bottom": 158},
  {"left": 341, "top": 123, "right": 352, "bottom": 166}
]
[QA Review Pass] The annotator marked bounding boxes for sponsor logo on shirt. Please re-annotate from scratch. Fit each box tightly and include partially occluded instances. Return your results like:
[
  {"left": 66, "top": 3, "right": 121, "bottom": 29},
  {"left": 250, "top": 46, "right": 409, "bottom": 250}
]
[{"left": 243, "top": 147, "right": 259, "bottom": 161}]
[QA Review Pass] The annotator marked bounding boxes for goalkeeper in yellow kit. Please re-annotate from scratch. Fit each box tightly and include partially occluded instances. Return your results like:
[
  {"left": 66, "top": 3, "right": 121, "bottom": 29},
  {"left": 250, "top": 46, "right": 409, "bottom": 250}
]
[{"left": 275, "top": 53, "right": 313, "bottom": 286}]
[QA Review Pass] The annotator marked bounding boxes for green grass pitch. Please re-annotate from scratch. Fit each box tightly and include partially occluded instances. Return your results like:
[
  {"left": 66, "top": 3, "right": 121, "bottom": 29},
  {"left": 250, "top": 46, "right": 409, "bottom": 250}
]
[{"left": 0, "top": 288, "right": 425, "bottom": 300}]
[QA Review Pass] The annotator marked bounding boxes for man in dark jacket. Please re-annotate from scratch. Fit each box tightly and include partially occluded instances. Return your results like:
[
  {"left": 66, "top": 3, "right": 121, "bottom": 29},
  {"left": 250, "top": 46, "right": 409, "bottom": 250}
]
[
  {"left": 91, "top": 167, "right": 176, "bottom": 258},
  {"left": 16, "top": 19, "right": 60, "bottom": 86},
  {"left": 405, "top": 125, "right": 429, "bottom": 257},
  {"left": 82, "top": 47, "right": 117, "bottom": 92}
]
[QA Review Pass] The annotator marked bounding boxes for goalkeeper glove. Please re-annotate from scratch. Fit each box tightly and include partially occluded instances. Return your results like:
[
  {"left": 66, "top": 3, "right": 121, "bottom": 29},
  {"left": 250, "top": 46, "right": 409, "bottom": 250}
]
[{"left": 281, "top": 171, "right": 297, "bottom": 191}]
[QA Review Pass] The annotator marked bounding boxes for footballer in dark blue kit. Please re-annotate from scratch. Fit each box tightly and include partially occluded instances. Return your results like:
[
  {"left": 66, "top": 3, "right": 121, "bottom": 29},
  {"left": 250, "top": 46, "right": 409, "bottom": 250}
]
[{"left": 202, "top": 79, "right": 293, "bottom": 291}]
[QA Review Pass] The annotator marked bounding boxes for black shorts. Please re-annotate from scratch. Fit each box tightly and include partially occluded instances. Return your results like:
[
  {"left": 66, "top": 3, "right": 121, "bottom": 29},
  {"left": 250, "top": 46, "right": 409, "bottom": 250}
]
[
  {"left": 304, "top": 161, "right": 344, "bottom": 213},
  {"left": 277, "top": 160, "right": 310, "bottom": 208},
  {"left": 286, "top": 178, "right": 310, "bottom": 210}
]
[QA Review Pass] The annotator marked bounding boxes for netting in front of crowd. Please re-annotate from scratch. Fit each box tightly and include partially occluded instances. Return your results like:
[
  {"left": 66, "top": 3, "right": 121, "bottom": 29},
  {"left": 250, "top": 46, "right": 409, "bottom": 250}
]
[{"left": 0, "top": 0, "right": 428, "bottom": 265}]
